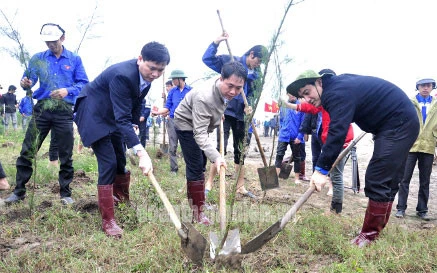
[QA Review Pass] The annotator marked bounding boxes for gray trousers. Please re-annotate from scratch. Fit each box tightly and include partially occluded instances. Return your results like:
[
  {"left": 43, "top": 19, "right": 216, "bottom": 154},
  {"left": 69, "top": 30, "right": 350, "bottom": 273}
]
[
  {"left": 4, "top": 112, "right": 17, "bottom": 129},
  {"left": 330, "top": 149, "right": 347, "bottom": 204}
]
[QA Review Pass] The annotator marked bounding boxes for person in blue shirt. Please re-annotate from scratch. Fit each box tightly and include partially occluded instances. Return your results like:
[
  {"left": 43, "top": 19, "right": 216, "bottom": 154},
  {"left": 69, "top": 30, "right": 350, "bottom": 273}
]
[
  {"left": 5, "top": 23, "right": 89, "bottom": 206},
  {"left": 275, "top": 94, "right": 305, "bottom": 184},
  {"left": 18, "top": 89, "right": 34, "bottom": 130},
  {"left": 203, "top": 32, "right": 266, "bottom": 198},
  {"left": 152, "top": 70, "right": 192, "bottom": 174}
]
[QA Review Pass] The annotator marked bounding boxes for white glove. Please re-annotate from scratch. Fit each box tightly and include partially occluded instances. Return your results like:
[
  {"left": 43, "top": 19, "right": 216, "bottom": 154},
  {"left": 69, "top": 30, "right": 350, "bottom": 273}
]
[
  {"left": 138, "top": 151, "right": 153, "bottom": 175},
  {"left": 214, "top": 156, "right": 227, "bottom": 170},
  {"left": 310, "top": 170, "right": 328, "bottom": 192}
]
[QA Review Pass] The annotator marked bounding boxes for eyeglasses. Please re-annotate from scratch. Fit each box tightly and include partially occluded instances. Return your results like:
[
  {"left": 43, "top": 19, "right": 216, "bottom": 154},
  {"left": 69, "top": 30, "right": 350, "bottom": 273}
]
[{"left": 40, "top": 23, "right": 65, "bottom": 35}]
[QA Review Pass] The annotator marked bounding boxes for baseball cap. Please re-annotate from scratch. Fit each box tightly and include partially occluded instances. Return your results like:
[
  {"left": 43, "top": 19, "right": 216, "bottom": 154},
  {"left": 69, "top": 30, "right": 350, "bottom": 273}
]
[
  {"left": 40, "top": 23, "right": 65, "bottom": 42},
  {"left": 416, "top": 78, "right": 436, "bottom": 90}
]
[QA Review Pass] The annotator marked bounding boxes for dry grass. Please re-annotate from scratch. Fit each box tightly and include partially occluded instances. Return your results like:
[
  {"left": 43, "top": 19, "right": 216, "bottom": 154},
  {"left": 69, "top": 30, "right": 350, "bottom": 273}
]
[{"left": 1, "top": 130, "right": 437, "bottom": 272}]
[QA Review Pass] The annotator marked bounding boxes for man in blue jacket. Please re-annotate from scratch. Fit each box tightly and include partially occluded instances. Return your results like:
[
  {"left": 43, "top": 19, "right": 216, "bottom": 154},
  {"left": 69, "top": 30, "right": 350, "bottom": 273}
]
[
  {"left": 5, "top": 23, "right": 89, "bottom": 206},
  {"left": 74, "top": 42, "right": 170, "bottom": 238},
  {"left": 287, "top": 70, "right": 419, "bottom": 247},
  {"left": 203, "top": 32, "right": 266, "bottom": 198}
]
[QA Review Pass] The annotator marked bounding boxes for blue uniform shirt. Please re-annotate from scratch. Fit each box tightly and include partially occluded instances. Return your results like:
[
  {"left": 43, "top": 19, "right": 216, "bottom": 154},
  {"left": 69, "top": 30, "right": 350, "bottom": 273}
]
[
  {"left": 24, "top": 46, "right": 89, "bottom": 105},
  {"left": 165, "top": 85, "right": 192, "bottom": 118},
  {"left": 202, "top": 42, "right": 260, "bottom": 121}
]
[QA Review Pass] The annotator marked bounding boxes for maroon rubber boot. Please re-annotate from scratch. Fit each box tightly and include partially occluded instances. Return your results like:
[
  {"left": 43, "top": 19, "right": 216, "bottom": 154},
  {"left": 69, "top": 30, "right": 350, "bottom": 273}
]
[{"left": 98, "top": 185, "right": 123, "bottom": 238}]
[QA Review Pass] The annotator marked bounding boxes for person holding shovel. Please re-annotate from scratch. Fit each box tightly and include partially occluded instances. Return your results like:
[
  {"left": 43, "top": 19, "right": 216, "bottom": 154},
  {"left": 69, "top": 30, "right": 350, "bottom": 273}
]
[
  {"left": 275, "top": 93, "right": 305, "bottom": 185},
  {"left": 286, "top": 70, "right": 419, "bottom": 247},
  {"left": 74, "top": 41, "right": 170, "bottom": 238},
  {"left": 203, "top": 32, "right": 266, "bottom": 198},
  {"left": 174, "top": 61, "right": 247, "bottom": 226},
  {"left": 282, "top": 69, "right": 355, "bottom": 214},
  {"left": 151, "top": 70, "right": 192, "bottom": 174}
]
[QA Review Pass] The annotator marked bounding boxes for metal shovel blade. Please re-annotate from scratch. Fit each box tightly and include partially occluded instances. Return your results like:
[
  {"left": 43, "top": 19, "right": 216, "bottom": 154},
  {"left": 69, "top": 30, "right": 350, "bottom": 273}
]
[
  {"left": 220, "top": 229, "right": 241, "bottom": 256},
  {"left": 278, "top": 162, "right": 292, "bottom": 179},
  {"left": 180, "top": 222, "right": 207, "bottom": 265},
  {"left": 209, "top": 229, "right": 241, "bottom": 260},
  {"left": 160, "top": 143, "right": 169, "bottom": 154},
  {"left": 241, "top": 221, "right": 281, "bottom": 254},
  {"left": 257, "top": 166, "right": 279, "bottom": 190}
]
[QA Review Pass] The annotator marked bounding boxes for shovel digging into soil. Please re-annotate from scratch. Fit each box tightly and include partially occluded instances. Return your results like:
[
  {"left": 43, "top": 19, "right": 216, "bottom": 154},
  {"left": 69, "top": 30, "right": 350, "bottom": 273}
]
[
  {"left": 210, "top": 120, "right": 241, "bottom": 260},
  {"left": 241, "top": 132, "right": 367, "bottom": 254},
  {"left": 147, "top": 172, "right": 206, "bottom": 265}
]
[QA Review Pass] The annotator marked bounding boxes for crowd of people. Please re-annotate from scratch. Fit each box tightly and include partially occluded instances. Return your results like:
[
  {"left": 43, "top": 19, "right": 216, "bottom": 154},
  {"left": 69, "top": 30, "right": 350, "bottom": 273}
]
[{"left": 0, "top": 22, "right": 435, "bottom": 248}]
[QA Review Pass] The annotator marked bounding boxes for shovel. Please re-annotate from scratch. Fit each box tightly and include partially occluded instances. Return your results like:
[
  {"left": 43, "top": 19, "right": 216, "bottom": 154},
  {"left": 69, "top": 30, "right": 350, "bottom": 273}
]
[
  {"left": 241, "top": 132, "right": 367, "bottom": 254},
  {"left": 210, "top": 120, "right": 241, "bottom": 259},
  {"left": 278, "top": 159, "right": 293, "bottom": 179},
  {"left": 147, "top": 172, "right": 206, "bottom": 264},
  {"left": 160, "top": 120, "right": 169, "bottom": 154},
  {"left": 252, "top": 120, "right": 279, "bottom": 190}
]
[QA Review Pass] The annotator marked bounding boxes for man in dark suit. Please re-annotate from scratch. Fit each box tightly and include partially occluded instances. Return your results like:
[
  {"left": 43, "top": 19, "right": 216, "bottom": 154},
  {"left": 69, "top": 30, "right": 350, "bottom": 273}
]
[{"left": 74, "top": 41, "right": 170, "bottom": 238}]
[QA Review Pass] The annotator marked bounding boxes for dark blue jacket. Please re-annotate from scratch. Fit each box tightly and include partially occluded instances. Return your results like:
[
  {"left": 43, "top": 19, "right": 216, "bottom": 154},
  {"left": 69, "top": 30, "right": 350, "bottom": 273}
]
[
  {"left": 202, "top": 42, "right": 260, "bottom": 121},
  {"left": 317, "top": 73, "right": 418, "bottom": 171},
  {"left": 74, "top": 59, "right": 149, "bottom": 147}
]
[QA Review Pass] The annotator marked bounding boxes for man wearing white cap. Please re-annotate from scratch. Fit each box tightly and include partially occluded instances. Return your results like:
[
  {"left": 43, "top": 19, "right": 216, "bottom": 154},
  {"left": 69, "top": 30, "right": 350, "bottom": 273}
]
[
  {"left": 5, "top": 23, "right": 89, "bottom": 205},
  {"left": 395, "top": 78, "right": 437, "bottom": 221}
]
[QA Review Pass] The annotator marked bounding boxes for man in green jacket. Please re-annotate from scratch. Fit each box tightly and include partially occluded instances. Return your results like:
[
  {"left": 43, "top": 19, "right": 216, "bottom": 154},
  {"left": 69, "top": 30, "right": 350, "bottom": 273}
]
[{"left": 395, "top": 78, "right": 437, "bottom": 221}]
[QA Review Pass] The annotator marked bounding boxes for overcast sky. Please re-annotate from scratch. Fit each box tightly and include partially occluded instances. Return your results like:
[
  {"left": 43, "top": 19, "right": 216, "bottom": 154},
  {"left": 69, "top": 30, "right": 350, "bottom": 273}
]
[{"left": 1, "top": 0, "right": 436, "bottom": 120}]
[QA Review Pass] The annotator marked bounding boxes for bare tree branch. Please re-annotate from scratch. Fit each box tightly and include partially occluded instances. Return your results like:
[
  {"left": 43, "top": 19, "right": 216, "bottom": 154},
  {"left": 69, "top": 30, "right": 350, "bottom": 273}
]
[
  {"left": 0, "top": 9, "right": 30, "bottom": 71},
  {"left": 75, "top": 1, "right": 103, "bottom": 54}
]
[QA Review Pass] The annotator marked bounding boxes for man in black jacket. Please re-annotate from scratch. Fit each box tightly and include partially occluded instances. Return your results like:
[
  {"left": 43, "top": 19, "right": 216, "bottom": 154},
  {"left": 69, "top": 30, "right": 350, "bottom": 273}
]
[
  {"left": 3, "top": 85, "right": 18, "bottom": 132},
  {"left": 287, "top": 70, "right": 419, "bottom": 247}
]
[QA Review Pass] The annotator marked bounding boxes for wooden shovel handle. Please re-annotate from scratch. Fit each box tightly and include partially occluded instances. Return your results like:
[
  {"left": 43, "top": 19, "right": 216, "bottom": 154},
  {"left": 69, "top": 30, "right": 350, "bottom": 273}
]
[
  {"left": 278, "top": 132, "right": 367, "bottom": 229},
  {"left": 219, "top": 120, "right": 226, "bottom": 232},
  {"left": 216, "top": 9, "right": 249, "bottom": 108},
  {"left": 147, "top": 172, "right": 186, "bottom": 238},
  {"left": 252, "top": 120, "right": 268, "bottom": 167}
]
